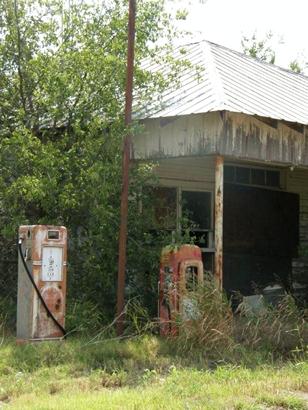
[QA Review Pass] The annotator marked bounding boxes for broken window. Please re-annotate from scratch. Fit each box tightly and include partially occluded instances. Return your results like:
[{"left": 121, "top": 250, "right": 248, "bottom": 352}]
[
  {"left": 153, "top": 187, "right": 177, "bottom": 229},
  {"left": 181, "top": 191, "right": 211, "bottom": 230}
]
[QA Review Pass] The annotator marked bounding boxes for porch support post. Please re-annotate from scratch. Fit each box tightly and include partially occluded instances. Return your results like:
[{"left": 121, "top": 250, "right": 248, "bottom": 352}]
[{"left": 214, "top": 155, "right": 224, "bottom": 290}]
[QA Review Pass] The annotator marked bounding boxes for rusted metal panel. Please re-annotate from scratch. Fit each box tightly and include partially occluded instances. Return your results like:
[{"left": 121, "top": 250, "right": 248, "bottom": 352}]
[
  {"left": 214, "top": 156, "right": 223, "bottom": 290},
  {"left": 17, "top": 225, "right": 67, "bottom": 341}
]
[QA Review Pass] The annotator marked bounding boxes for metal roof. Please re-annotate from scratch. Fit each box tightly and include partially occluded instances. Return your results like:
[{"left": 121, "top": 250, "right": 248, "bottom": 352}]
[{"left": 136, "top": 40, "right": 308, "bottom": 125}]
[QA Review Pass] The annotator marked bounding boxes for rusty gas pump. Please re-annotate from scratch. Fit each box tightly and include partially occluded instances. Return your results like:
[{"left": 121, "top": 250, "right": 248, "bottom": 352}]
[
  {"left": 17, "top": 225, "right": 67, "bottom": 342},
  {"left": 158, "top": 245, "right": 203, "bottom": 336}
]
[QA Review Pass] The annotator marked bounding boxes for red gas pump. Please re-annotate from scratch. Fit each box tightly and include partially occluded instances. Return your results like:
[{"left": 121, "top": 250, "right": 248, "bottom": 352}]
[{"left": 158, "top": 245, "right": 203, "bottom": 336}]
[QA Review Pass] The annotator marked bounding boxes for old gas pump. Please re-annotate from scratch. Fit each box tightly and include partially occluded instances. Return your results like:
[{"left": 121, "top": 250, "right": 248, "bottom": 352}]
[
  {"left": 17, "top": 225, "right": 67, "bottom": 342},
  {"left": 159, "top": 245, "right": 203, "bottom": 336}
]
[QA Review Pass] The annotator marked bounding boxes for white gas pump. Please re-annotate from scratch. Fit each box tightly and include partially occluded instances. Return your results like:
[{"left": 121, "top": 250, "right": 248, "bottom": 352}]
[{"left": 16, "top": 225, "right": 67, "bottom": 342}]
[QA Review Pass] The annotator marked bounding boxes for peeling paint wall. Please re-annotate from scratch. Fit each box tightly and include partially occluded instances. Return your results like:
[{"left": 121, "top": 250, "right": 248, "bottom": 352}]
[
  {"left": 133, "top": 112, "right": 223, "bottom": 160},
  {"left": 152, "top": 156, "right": 215, "bottom": 191},
  {"left": 222, "top": 113, "right": 308, "bottom": 166},
  {"left": 133, "top": 111, "right": 308, "bottom": 167}
]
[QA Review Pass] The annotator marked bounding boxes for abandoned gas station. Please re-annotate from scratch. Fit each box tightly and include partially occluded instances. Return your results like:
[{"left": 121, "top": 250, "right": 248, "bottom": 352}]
[{"left": 133, "top": 40, "right": 308, "bottom": 300}]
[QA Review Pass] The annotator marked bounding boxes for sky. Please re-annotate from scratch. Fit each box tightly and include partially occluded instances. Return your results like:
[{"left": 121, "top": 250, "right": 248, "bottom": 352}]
[{"left": 166, "top": 0, "right": 308, "bottom": 72}]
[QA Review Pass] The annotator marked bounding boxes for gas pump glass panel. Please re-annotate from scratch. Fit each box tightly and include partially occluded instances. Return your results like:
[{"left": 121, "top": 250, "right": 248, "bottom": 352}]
[
  {"left": 180, "top": 260, "right": 204, "bottom": 292},
  {"left": 42, "top": 247, "right": 63, "bottom": 281},
  {"left": 185, "top": 266, "right": 199, "bottom": 292},
  {"left": 180, "top": 260, "right": 204, "bottom": 321}
]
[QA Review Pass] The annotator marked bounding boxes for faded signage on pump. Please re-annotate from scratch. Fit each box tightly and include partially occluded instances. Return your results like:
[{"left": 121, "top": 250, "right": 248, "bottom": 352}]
[{"left": 42, "top": 247, "right": 63, "bottom": 281}]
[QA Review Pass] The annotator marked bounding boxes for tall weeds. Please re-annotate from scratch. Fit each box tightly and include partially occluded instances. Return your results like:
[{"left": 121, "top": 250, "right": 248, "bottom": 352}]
[
  {"left": 172, "top": 277, "right": 307, "bottom": 358},
  {"left": 175, "top": 276, "right": 235, "bottom": 355},
  {"left": 236, "top": 294, "right": 308, "bottom": 355}
]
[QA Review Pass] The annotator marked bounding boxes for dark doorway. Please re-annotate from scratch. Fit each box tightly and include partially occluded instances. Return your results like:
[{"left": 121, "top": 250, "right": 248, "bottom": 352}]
[{"left": 223, "top": 183, "right": 299, "bottom": 296}]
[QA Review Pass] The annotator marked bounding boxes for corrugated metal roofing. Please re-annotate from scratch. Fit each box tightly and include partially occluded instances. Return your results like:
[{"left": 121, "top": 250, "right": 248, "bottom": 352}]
[{"left": 136, "top": 40, "right": 308, "bottom": 125}]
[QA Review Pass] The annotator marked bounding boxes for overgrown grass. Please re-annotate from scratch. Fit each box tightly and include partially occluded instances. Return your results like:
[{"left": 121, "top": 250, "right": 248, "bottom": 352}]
[
  {"left": 175, "top": 278, "right": 235, "bottom": 355},
  {"left": 0, "top": 278, "right": 307, "bottom": 408},
  {"left": 174, "top": 279, "right": 307, "bottom": 359},
  {"left": 0, "top": 336, "right": 307, "bottom": 409},
  {"left": 236, "top": 294, "right": 307, "bottom": 354}
]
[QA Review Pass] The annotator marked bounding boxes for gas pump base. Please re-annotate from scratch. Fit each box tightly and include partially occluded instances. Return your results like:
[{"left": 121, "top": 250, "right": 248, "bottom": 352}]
[{"left": 16, "top": 225, "right": 67, "bottom": 342}]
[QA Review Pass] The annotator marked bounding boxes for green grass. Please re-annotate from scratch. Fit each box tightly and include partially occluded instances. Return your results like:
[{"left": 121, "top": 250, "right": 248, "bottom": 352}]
[{"left": 0, "top": 336, "right": 307, "bottom": 409}]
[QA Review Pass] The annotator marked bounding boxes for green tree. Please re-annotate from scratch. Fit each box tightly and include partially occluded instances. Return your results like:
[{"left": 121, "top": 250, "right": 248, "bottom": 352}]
[
  {"left": 289, "top": 60, "right": 302, "bottom": 73},
  {"left": 241, "top": 31, "right": 276, "bottom": 64},
  {"left": 241, "top": 32, "right": 307, "bottom": 75},
  {"left": 0, "top": 0, "right": 181, "bottom": 329}
]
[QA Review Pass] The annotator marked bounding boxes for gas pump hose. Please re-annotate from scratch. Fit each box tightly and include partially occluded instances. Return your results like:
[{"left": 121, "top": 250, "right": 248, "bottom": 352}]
[{"left": 18, "top": 239, "right": 67, "bottom": 338}]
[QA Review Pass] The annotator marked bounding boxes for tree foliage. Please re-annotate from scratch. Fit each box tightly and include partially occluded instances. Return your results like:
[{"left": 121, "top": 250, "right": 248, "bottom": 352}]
[
  {"left": 0, "top": 0, "right": 181, "bottom": 329},
  {"left": 241, "top": 31, "right": 308, "bottom": 75},
  {"left": 241, "top": 32, "right": 276, "bottom": 64},
  {"left": 289, "top": 59, "right": 304, "bottom": 74}
]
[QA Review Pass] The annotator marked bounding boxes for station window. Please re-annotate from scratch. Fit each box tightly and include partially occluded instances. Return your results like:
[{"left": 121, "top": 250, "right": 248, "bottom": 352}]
[
  {"left": 224, "top": 165, "right": 281, "bottom": 188},
  {"left": 152, "top": 187, "right": 177, "bottom": 229},
  {"left": 181, "top": 191, "right": 212, "bottom": 230}
]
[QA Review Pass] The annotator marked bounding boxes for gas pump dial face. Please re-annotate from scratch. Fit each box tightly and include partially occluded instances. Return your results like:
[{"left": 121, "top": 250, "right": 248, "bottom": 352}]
[{"left": 42, "top": 247, "right": 63, "bottom": 281}]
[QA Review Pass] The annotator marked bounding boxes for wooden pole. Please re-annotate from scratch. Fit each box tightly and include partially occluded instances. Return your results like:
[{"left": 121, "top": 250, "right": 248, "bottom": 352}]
[
  {"left": 215, "top": 155, "right": 224, "bottom": 290},
  {"left": 116, "top": 0, "right": 136, "bottom": 336}
]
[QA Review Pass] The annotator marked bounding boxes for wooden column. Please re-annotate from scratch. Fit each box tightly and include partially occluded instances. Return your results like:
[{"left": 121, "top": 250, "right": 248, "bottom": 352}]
[{"left": 215, "top": 155, "right": 224, "bottom": 290}]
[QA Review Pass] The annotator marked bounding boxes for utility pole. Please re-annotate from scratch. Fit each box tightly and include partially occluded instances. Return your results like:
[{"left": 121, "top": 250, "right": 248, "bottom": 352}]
[{"left": 116, "top": 0, "right": 136, "bottom": 336}]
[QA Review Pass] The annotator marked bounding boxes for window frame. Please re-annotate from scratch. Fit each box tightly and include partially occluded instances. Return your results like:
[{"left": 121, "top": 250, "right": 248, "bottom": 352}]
[
  {"left": 179, "top": 188, "right": 213, "bottom": 233},
  {"left": 224, "top": 164, "right": 284, "bottom": 190}
]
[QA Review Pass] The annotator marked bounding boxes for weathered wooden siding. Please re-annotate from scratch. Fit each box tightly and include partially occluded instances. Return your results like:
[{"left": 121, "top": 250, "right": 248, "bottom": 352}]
[
  {"left": 222, "top": 113, "right": 308, "bottom": 166},
  {"left": 133, "top": 111, "right": 308, "bottom": 167},
  {"left": 152, "top": 156, "right": 215, "bottom": 191},
  {"left": 287, "top": 168, "right": 308, "bottom": 250},
  {"left": 133, "top": 112, "right": 222, "bottom": 160}
]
